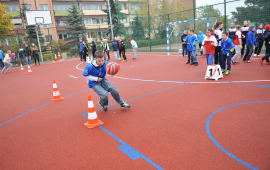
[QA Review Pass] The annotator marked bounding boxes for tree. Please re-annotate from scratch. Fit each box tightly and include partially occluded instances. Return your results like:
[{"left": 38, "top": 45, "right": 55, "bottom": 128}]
[
  {"left": 102, "top": 0, "right": 126, "bottom": 38},
  {"left": 197, "top": 5, "right": 229, "bottom": 32},
  {"left": 231, "top": 0, "right": 270, "bottom": 25},
  {"left": 20, "top": 2, "right": 45, "bottom": 50},
  {"left": 0, "top": 3, "right": 15, "bottom": 40},
  {"left": 63, "top": 1, "right": 87, "bottom": 48},
  {"left": 131, "top": 15, "right": 145, "bottom": 39}
]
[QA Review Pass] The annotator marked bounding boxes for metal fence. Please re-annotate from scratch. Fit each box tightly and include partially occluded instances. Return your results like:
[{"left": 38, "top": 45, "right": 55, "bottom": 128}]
[{"left": 1, "top": 0, "right": 270, "bottom": 55}]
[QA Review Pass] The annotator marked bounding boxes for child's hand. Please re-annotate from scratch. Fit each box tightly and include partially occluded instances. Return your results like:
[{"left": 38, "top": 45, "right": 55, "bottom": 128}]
[
  {"left": 240, "top": 46, "right": 242, "bottom": 49},
  {"left": 98, "top": 78, "right": 103, "bottom": 82}
]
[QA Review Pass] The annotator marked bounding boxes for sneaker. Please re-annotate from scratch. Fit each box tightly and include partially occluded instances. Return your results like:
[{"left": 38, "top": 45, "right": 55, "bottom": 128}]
[
  {"left": 115, "top": 59, "right": 118, "bottom": 62},
  {"left": 247, "top": 60, "right": 251, "bottom": 63},
  {"left": 254, "top": 54, "right": 257, "bottom": 57},
  {"left": 121, "top": 102, "right": 131, "bottom": 108},
  {"left": 241, "top": 55, "right": 243, "bottom": 58},
  {"left": 195, "top": 62, "right": 198, "bottom": 66},
  {"left": 266, "top": 62, "right": 270, "bottom": 65},
  {"left": 258, "top": 55, "right": 260, "bottom": 57},
  {"left": 222, "top": 69, "right": 226, "bottom": 73},
  {"left": 225, "top": 70, "right": 230, "bottom": 75},
  {"left": 107, "top": 59, "right": 111, "bottom": 61},
  {"left": 259, "top": 58, "right": 263, "bottom": 65},
  {"left": 190, "top": 62, "right": 194, "bottom": 65},
  {"left": 235, "top": 62, "right": 240, "bottom": 64},
  {"left": 122, "top": 59, "right": 127, "bottom": 62},
  {"left": 132, "top": 58, "right": 135, "bottom": 60},
  {"left": 99, "top": 101, "right": 108, "bottom": 111},
  {"left": 232, "top": 61, "right": 236, "bottom": 64},
  {"left": 186, "top": 62, "right": 190, "bottom": 64}
]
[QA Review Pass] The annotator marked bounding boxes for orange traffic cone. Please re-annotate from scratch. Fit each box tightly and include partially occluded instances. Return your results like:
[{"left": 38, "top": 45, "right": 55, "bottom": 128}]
[
  {"left": 84, "top": 95, "right": 104, "bottom": 129},
  {"left": 58, "top": 52, "right": 62, "bottom": 60},
  {"left": 54, "top": 54, "right": 58, "bottom": 61},
  {"left": 51, "top": 80, "right": 64, "bottom": 102},
  {"left": 20, "top": 62, "right": 24, "bottom": 72},
  {"left": 27, "top": 64, "right": 33, "bottom": 75}
]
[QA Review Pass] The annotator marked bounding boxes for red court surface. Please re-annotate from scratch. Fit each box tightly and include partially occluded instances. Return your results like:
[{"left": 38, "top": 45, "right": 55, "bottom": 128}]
[{"left": 0, "top": 53, "right": 270, "bottom": 170}]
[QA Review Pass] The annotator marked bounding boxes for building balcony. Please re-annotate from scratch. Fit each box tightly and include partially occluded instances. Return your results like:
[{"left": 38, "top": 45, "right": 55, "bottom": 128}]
[
  {"left": 85, "top": 24, "right": 108, "bottom": 30},
  {"left": 54, "top": 10, "right": 82, "bottom": 16},
  {"left": 83, "top": 10, "right": 106, "bottom": 16},
  {"left": 120, "top": 10, "right": 129, "bottom": 14},
  {"left": 7, "top": 11, "right": 20, "bottom": 17}
]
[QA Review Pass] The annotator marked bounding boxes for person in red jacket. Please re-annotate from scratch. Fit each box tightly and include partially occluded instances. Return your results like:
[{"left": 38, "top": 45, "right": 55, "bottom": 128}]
[{"left": 200, "top": 29, "right": 217, "bottom": 65}]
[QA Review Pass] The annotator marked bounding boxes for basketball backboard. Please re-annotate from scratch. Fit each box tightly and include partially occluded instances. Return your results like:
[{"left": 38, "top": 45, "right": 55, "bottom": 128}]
[{"left": 25, "top": 10, "right": 52, "bottom": 26}]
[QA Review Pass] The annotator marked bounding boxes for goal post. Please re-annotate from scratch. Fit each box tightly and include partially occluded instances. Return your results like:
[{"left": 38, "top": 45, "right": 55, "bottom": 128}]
[{"left": 166, "top": 17, "right": 211, "bottom": 56}]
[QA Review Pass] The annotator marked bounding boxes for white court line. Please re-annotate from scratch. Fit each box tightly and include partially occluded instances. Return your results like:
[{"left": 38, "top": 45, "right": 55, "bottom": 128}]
[
  {"left": 69, "top": 75, "right": 78, "bottom": 79},
  {"left": 75, "top": 61, "right": 270, "bottom": 84}
]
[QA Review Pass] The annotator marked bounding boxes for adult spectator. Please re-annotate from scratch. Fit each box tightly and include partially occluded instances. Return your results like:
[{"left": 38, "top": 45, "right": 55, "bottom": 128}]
[
  {"left": 112, "top": 38, "right": 119, "bottom": 61},
  {"left": 91, "top": 38, "right": 96, "bottom": 58},
  {"left": 31, "top": 43, "right": 40, "bottom": 65},
  {"left": 23, "top": 44, "right": 32, "bottom": 66},
  {"left": 83, "top": 41, "right": 89, "bottom": 62}
]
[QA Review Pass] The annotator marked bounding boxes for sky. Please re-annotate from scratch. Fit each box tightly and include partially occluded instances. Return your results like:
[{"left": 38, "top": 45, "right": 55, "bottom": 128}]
[{"left": 196, "top": 0, "right": 246, "bottom": 18}]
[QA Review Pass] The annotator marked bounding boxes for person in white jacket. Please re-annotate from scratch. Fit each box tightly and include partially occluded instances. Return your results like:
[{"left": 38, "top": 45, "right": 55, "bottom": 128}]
[
  {"left": 2, "top": 50, "right": 13, "bottom": 74},
  {"left": 128, "top": 38, "right": 138, "bottom": 60}
]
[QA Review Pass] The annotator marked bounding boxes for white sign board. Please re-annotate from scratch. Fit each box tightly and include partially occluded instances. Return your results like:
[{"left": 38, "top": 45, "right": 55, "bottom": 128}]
[
  {"left": 25, "top": 10, "right": 52, "bottom": 26},
  {"left": 205, "top": 65, "right": 223, "bottom": 81}
]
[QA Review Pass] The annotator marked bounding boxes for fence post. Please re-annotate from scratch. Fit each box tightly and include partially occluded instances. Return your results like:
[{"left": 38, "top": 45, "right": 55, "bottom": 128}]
[
  {"left": 168, "top": 14, "right": 171, "bottom": 52},
  {"left": 148, "top": 0, "right": 151, "bottom": 52},
  {"left": 224, "top": 0, "right": 227, "bottom": 31},
  {"left": 193, "top": 0, "right": 196, "bottom": 31},
  {"left": 17, "top": 30, "right": 21, "bottom": 48}
]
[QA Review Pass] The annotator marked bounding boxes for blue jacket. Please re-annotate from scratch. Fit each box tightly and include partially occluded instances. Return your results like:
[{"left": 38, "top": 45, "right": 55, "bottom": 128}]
[
  {"left": 186, "top": 35, "right": 191, "bottom": 51},
  {"left": 83, "top": 59, "right": 108, "bottom": 88},
  {"left": 78, "top": 42, "right": 83, "bottom": 52},
  {"left": 18, "top": 51, "right": 24, "bottom": 58},
  {"left": 221, "top": 38, "right": 235, "bottom": 55},
  {"left": 112, "top": 41, "right": 118, "bottom": 51},
  {"left": 0, "top": 50, "right": 3, "bottom": 60},
  {"left": 198, "top": 32, "right": 205, "bottom": 44},
  {"left": 188, "top": 35, "right": 198, "bottom": 51},
  {"left": 264, "top": 30, "right": 270, "bottom": 47},
  {"left": 246, "top": 30, "right": 257, "bottom": 46}
]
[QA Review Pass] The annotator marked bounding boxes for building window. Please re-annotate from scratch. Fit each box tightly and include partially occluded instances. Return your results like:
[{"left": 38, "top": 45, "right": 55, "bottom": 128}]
[
  {"left": 40, "top": 5, "right": 48, "bottom": 10},
  {"left": 45, "top": 35, "right": 52, "bottom": 42},
  {"left": 14, "top": 23, "right": 23, "bottom": 28},
  {"left": 6, "top": 4, "right": 19, "bottom": 11},
  {"left": 131, "top": 4, "right": 139, "bottom": 10},
  {"left": 58, "top": 34, "right": 68, "bottom": 40},
  {"left": 26, "top": 5, "right": 32, "bottom": 10},
  {"left": 43, "top": 24, "right": 51, "bottom": 28}
]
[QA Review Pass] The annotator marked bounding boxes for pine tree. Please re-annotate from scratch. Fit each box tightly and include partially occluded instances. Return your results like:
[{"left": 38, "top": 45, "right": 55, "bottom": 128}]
[
  {"left": 132, "top": 15, "right": 145, "bottom": 39},
  {"left": 102, "top": 0, "right": 126, "bottom": 38},
  {"left": 20, "top": 2, "right": 45, "bottom": 49},
  {"left": 63, "top": 1, "right": 87, "bottom": 47}
]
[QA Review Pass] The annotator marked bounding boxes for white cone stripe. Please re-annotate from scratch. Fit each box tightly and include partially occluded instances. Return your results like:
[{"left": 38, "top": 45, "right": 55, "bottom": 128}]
[
  {"left": 88, "top": 101, "right": 94, "bottom": 108},
  {"left": 88, "top": 112, "right": 98, "bottom": 119},
  {"left": 53, "top": 83, "right": 57, "bottom": 88},
  {"left": 53, "top": 91, "right": 60, "bottom": 96},
  {"left": 28, "top": 70, "right": 31, "bottom": 72}
]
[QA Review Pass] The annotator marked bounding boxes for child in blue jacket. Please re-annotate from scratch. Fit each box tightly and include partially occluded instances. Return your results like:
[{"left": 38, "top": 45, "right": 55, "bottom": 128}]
[
  {"left": 188, "top": 29, "right": 199, "bottom": 66},
  {"left": 83, "top": 50, "right": 131, "bottom": 111},
  {"left": 221, "top": 32, "right": 235, "bottom": 75},
  {"left": 186, "top": 31, "right": 192, "bottom": 64},
  {"left": 243, "top": 26, "right": 257, "bottom": 62}
]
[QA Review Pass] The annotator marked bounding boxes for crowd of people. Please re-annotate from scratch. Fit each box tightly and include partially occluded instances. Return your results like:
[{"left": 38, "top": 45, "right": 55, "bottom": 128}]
[
  {"left": 181, "top": 20, "right": 270, "bottom": 75},
  {"left": 78, "top": 37, "right": 138, "bottom": 63},
  {"left": 0, "top": 43, "right": 42, "bottom": 74}
]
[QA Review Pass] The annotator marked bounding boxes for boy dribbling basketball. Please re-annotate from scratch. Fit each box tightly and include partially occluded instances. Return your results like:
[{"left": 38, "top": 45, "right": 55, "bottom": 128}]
[{"left": 83, "top": 50, "right": 131, "bottom": 111}]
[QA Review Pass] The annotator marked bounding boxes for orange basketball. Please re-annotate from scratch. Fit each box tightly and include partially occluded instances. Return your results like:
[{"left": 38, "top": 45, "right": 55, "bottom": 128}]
[{"left": 106, "top": 62, "right": 120, "bottom": 75}]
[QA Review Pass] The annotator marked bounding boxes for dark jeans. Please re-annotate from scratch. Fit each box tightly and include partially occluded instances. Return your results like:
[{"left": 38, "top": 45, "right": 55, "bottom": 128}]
[
  {"left": 199, "top": 44, "right": 203, "bottom": 55},
  {"left": 92, "top": 49, "right": 96, "bottom": 58},
  {"left": 262, "top": 46, "right": 270, "bottom": 62},
  {"left": 215, "top": 46, "right": 222, "bottom": 65},
  {"left": 34, "top": 56, "right": 40, "bottom": 65},
  {"left": 83, "top": 52, "right": 87, "bottom": 62},
  {"left": 121, "top": 49, "right": 127, "bottom": 60},
  {"left": 19, "top": 57, "right": 25, "bottom": 65},
  {"left": 182, "top": 44, "right": 187, "bottom": 56},
  {"left": 241, "top": 39, "right": 246, "bottom": 55},
  {"left": 105, "top": 51, "right": 110, "bottom": 61},
  {"left": 79, "top": 52, "right": 83, "bottom": 61},
  {"left": 0, "top": 59, "right": 4, "bottom": 69},
  {"left": 222, "top": 53, "right": 232, "bottom": 71},
  {"left": 243, "top": 45, "right": 253, "bottom": 61},
  {"left": 254, "top": 41, "right": 264, "bottom": 55},
  {"left": 187, "top": 51, "right": 192, "bottom": 63}
]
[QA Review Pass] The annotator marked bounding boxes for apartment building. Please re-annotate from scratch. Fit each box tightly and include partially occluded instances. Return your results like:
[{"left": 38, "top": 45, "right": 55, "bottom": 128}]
[{"left": 1, "top": 0, "right": 195, "bottom": 45}]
